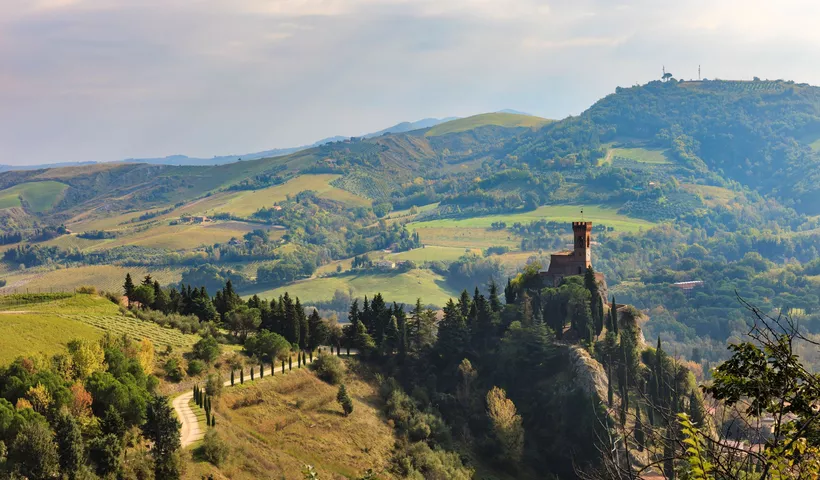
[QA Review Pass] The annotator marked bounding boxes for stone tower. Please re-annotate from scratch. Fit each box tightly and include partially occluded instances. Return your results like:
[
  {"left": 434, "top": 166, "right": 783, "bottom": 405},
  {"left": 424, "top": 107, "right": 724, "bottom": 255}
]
[{"left": 572, "top": 221, "right": 593, "bottom": 271}]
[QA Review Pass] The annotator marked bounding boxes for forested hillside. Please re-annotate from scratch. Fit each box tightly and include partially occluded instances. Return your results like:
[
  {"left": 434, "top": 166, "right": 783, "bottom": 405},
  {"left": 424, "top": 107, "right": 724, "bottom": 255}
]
[{"left": 2, "top": 80, "right": 820, "bottom": 376}]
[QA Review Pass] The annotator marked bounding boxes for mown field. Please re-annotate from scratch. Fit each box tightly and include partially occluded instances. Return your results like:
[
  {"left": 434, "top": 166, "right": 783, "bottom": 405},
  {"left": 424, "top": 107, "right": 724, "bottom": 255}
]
[
  {"left": 209, "top": 174, "right": 371, "bottom": 217},
  {"left": 602, "top": 147, "right": 672, "bottom": 165},
  {"left": 425, "top": 112, "right": 551, "bottom": 136},
  {"left": 0, "top": 181, "right": 69, "bottom": 212},
  {"left": 0, "top": 294, "right": 198, "bottom": 364},
  {"left": 681, "top": 183, "right": 740, "bottom": 208},
  {"left": 186, "top": 360, "right": 397, "bottom": 480},
  {"left": 245, "top": 269, "right": 459, "bottom": 307},
  {"left": 409, "top": 205, "right": 654, "bottom": 246},
  {"left": 0, "top": 265, "right": 184, "bottom": 293}
]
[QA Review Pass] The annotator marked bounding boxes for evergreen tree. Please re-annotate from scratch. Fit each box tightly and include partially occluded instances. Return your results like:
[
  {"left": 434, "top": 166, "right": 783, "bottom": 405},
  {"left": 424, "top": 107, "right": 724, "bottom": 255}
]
[
  {"left": 230, "top": 370, "right": 234, "bottom": 386},
  {"left": 250, "top": 365, "right": 255, "bottom": 380},
  {"left": 635, "top": 405, "right": 645, "bottom": 452},
  {"left": 336, "top": 384, "right": 354, "bottom": 416},
  {"left": 504, "top": 278, "right": 517, "bottom": 304},
  {"left": 409, "top": 298, "right": 424, "bottom": 351},
  {"left": 307, "top": 309, "right": 328, "bottom": 351},
  {"left": 296, "top": 299, "right": 309, "bottom": 351},
  {"left": 385, "top": 315, "right": 399, "bottom": 355},
  {"left": 488, "top": 280, "right": 503, "bottom": 313},
  {"left": 142, "top": 274, "right": 153, "bottom": 286},
  {"left": 240, "top": 369, "right": 244, "bottom": 384},
  {"left": 55, "top": 411, "right": 84, "bottom": 480},
  {"left": 143, "top": 394, "right": 182, "bottom": 480},
  {"left": 123, "top": 273, "right": 136, "bottom": 299},
  {"left": 10, "top": 422, "right": 59, "bottom": 479},
  {"left": 282, "top": 359, "right": 285, "bottom": 373},
  {"left": 607, "top": 363, "right": 614, "bottom": 407},
  {"left": 101, "top": 405, "right": 126, "bottom": 439},
  {"left": 689, "top": 389, "right": 705, "bottom": 427},
  {"left": 611, "top": 296, "right": 619, "bottom": 335},
  {"left": 283, "top": 293, "right": 300, "bottom": 346},
  {"left": 457, "top": 290, "right": 472, "bottom": 319},
  {"left": 289, "top": 356, "right": 292, "bottom": 370},
  {"left": 584, "top": 267, "right": 604, "bottom": 338},
  {"left": 153, "top": 281, "right": 170, "bottom": 313}
]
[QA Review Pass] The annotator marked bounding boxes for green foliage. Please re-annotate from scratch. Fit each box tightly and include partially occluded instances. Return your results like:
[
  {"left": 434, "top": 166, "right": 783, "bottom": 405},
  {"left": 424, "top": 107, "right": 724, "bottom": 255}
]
[
  {"left": 187, "top": 359, "right": 205, "bottom": 376},
  {"left": 245, "top": 330, "right": 290, "bottom": 361},
  {"left": 143, "top": 394, "right": 182, "bottom": 480},
  {"left": 192, "top": 334, "right": 221, "bottom": 364},
  {"left": 336, "top": 384, "right": 353, "bottom": 416},
  {"left": 311, "top": 353, "right": 345, "bottom": 385},
  {"left": 9, "top": 421, "right": 59, "bottom": 479},
  {"left": 201, "top": 429, "right": 228, "bottom": 466}
]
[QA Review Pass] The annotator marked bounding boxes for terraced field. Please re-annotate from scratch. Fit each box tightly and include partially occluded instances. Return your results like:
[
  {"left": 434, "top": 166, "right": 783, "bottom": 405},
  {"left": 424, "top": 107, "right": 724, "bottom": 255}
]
[
  {"left": 0, "top": 294, "right": 198, "bottom": 364},
  {"left": 57, "top": 313, "right": 198, "bottom": 349}
]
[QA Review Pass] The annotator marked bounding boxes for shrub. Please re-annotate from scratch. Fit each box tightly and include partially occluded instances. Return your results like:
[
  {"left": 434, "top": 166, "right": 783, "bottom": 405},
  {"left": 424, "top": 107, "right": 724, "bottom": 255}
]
[
  {"left": 76, "top": 285, "right": 98, "bottom": 295},
  {"left": 192, "top": 335, "right": 221, "bottom": 364},
  {"left": 337, "top": 384, "right": 353, "bottom": 416},
  {"left": 205, "top": 374, "right": 223, "bottom": 397},
  {"left": 187, "top": 360, "right": 205, "bottom": 376},
  {"left": 311, "top": 353, "right": 345, "bottom": 385},
  {"left": 201, "top": 430, "right": 228, "bottom": 466},
  {"left": 163, "top": 358, "right": 184, "bottom": 382}
]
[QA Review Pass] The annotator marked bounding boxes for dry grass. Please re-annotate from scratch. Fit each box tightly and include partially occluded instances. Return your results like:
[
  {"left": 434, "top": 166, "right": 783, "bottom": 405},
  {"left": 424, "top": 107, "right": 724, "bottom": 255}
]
[{"left": 185, "top": 360, "right": 397, "bottom": 480}]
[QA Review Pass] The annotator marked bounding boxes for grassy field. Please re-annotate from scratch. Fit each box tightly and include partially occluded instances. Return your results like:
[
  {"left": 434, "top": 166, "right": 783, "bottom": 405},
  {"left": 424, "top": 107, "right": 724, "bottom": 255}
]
[
  {"left": 185, "top": 360, "right": 397, "bottom": 480},
  {"left": 389, "top": 246, "right": 478, "bottom": 262},
  {"left": 0, "top": 181, "right": 69, "bottom": 212},
  {"left": 682, "top": 183, "right": 740, "bottom": 208},
  {"left": 0, "top": 294, "right": 198, "bottom": 364},
  {"left": 0, "top": 312, "right": 102, "bottom": 364},
  {"left": 409, "top": 205, "right": 654, "bottom": 246},
  {"left": 604, "top": 147, "right": 672, "bottom": 165},
  {"left": 210, "top": 174, "right": 370, "bottom": 217},
  {"left": 245, "top": 269, "right": 460, "bottom": 307},
  {"left": 0, "top": 265, "right": 185, "bottom": 293},
  {"left": 425, "top": 113, "right": 551, "bottom": 136}
]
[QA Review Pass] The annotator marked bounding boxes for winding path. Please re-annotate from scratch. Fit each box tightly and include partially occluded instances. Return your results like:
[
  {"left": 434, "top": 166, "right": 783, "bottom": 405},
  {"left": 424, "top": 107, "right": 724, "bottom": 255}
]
[{"left": 173, "top": 352, "right": 330, "bottom": 447}]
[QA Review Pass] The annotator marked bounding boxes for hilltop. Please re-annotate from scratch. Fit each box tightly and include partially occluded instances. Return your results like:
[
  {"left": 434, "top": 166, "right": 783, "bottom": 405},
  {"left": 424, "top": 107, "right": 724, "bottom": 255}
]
[{"left": 2, "top": 79, "right": 820, "bottom": 377}]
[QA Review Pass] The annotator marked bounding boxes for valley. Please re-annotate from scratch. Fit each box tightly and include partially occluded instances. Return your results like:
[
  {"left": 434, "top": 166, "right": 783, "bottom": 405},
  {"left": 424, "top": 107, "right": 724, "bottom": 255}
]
[{"left": 2, "top": 80, "right": 820, "bottom": 479}]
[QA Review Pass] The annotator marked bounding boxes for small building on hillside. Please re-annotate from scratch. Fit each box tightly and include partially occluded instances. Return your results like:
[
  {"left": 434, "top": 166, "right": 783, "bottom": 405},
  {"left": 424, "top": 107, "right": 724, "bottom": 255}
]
[{"left": 374, "top": 261, "right": 396, "bottom": 270}]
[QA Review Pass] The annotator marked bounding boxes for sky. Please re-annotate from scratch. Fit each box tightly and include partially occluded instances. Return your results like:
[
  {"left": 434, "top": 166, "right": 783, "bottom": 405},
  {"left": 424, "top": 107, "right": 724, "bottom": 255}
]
[{"left": 3, "top": 0, "right": 820, "bottom": 165}]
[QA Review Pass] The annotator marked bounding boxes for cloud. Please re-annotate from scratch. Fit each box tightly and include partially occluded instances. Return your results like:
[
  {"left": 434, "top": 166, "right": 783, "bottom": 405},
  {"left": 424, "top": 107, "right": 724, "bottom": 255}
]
[{"left": 2, "top": 0, "right": 820, "bottom": 164}]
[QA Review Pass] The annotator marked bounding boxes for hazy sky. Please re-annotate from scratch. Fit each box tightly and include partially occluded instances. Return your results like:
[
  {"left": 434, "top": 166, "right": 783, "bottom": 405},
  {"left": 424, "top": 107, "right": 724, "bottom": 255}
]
[{"left": 3, "top": 0, "right": 820, "bottom": 165}]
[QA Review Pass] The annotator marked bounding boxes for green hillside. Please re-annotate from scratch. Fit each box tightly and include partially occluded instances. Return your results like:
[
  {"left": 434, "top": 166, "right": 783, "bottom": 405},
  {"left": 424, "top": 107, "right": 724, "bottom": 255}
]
[
  {"left": 0, "top": 181, "right": 68, "bottom": 212},
  {"left": 425, "top": 112, "right": 551, "bottom": 136}
]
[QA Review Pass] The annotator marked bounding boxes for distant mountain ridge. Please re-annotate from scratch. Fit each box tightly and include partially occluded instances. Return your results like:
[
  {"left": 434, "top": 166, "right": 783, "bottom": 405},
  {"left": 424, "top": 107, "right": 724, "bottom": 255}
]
[{"left": 0, "top": 116, "right": 463, "bottom": 171}]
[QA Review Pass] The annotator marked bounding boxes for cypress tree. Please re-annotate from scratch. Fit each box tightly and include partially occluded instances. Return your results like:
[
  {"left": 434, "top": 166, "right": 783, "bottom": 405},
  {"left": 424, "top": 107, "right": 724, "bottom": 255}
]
[
  {"left": 635, "top": 406, "right": 645, "bottom": 452},
  {"left": 250, "top": 366, "right": 254, "bottom": 380},
  {"left": 123, "top": 273, "right": 136, "bottom": 300},
  {"left": 289, "top": 356, "right": 292, "bottom": 370},
  {"left": 607, "top": 364, "right": 614, "bottom": 407},
  {"left": 611, "top": 296, "right": 619, "bottom": 335},
  {"left": 211, "top": 416, "right": 216, "bottom": 427},
  {"left": 282, "top": 359, "right": 285, "bottom": 374},
  {"left": 240, "top": 369, "right": 244, "bottom": 384},
  {"left": 298, "top": 352, "right": 302, "bottom": 368},
  {"left": 231, "top": 370, "right": 235, "bottom": 386},
  {"left": 260, "top": 363, "right": 264, "bottom": 378},
  {"left": 205, "top": 410, "right": 210, "bottom": 426},
  {"left": 55, "top": 411, "right": 84, "bottom": 479}
]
